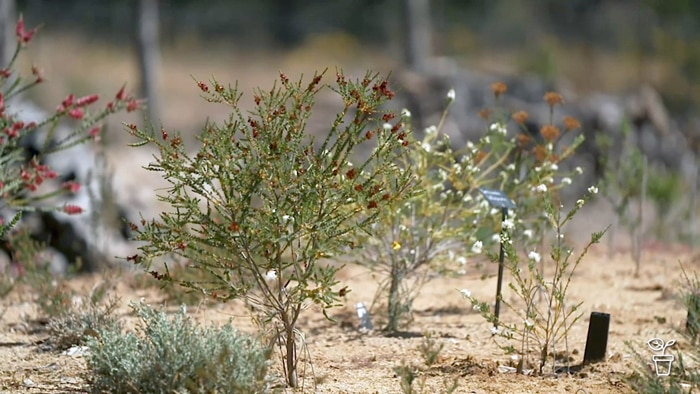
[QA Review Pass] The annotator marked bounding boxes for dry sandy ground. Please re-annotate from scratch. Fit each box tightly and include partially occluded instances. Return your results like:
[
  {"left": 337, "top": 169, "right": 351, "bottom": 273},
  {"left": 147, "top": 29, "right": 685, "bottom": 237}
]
[{"left": 0, "top": 242, "right": 697, "bottom": 393}]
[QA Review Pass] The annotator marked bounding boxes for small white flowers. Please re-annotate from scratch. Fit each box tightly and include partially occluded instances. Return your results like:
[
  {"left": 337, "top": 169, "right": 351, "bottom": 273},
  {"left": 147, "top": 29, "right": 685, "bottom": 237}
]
[
  {"left": 575, "top": 166, "right": 584, "bottom": 175},
  {"left": 457, "top": 256, "right": 467, "bottom": 265},
  {"left": 281, "top": 215, "right": 294, "bottom": 223},
  {"left": 524, "top": 319, "right": 534, "bottom": 328},
  {"left": 421, "top": 141, "right": 432, "bottom": 152},
  {"left": 489, "top": 122, "right": 507, "bottom": 135},
  {"left": 425, "top": 125, "right": 437, "bottom": 135},
  {"left": 502, "top": 218, "right": 515, "bottom": 230},
  {"left": 471, "top": 240, "right": 483, "bottom": 254},
  {"left": 383, "top": 123, "right": 392, "bottom": 131},
  {"left": 561, "top": 177, "right": 572, "bottom": 185},
  {"left": 528, "top": 251, "right": 541, "bottom": 263},
  {"left": 588, "top": 185, "right": 599, "bottom": 194},
  {"left": 534, "top": 184, "right": 548, "bottom": 193},
  {"left": 265, "top": 269, "right": 277, "bottom": 282},
  {"left": 460, "top": 288, "right": 472, "bottom": 298},
  {"left": 523, "top": 229, "right": 533, "bottom": 239},
  {"left": 401, "top": 108, "right": 411, "bottom": 118},
  {"left": 576, "top": 199, "right": 585, "bottom": 208},
  {"left": 446, "top": 88, "right": 456, "bottom": 103},
  {"left": 490, "top": 326, "right": 502, "bottom": 335}
]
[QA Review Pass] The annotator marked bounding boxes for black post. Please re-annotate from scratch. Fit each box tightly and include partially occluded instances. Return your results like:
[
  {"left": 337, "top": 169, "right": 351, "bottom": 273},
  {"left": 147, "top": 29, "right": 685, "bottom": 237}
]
[
  {"left": 494, "top": 207, "right": 507, "bottom": 327},
  {"left": 583, "top": 312, "right": 611, "bottom": 364}
]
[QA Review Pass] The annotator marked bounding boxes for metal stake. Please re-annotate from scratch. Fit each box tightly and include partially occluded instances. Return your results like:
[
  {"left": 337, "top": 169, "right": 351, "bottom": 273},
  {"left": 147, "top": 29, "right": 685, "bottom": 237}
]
[{"left": 494, "top": 207, "right": 507, "bottom": 328}]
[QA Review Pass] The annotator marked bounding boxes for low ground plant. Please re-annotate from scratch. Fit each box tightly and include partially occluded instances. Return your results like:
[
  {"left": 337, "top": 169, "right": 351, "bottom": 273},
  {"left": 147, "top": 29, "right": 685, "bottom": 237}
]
[
  {"left": 394, "top": 332, "right": 459, "bottom": 394},
  {"left": 125, "top": 70, "right": 417, "bottom": 387},
  {"left": 85, "top": 300, "right": 272, "bottom": 393},
  {"left": 596, "top": 123, "right": 648, "bottom": 273},
  {"left": 627, "top": 262, "right": 700, "bottom": 392},
  {"left": 45, "top": 281, "right": 120, "bottom": 350}
]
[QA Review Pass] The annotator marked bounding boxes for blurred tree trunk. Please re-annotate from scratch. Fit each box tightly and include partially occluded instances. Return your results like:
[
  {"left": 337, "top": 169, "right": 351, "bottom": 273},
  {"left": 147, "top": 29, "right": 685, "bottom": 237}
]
[
  {"left": 0, "top": 0, "right": 16, "bottom": 69},
  {"left": 403, "top": 0, "right": 432, "bottom": 72},
  {"left": 270, "top": 0, "right": 302, "bottom": 47},
  {"left": 135, "top": 0, "right": 161, "bottom": 125}
]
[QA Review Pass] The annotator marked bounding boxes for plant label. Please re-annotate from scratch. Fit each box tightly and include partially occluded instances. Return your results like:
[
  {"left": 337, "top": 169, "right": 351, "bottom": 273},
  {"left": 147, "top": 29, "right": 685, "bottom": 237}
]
[
  {"left": 479, "top": 188, "right": 516, "bottom": 209},
  {"left": 355, "top": 302, "right": 373, "bottom": 330}
]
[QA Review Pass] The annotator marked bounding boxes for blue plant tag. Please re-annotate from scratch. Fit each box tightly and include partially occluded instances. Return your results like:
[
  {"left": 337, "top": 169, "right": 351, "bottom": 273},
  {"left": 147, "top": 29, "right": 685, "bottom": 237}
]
[{"left": 479, "top": 187, "right": 516, "bottom": 209}]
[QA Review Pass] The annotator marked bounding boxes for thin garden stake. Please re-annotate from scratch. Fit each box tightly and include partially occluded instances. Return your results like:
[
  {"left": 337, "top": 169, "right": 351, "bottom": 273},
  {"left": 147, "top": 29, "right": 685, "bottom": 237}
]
[
  {"left": 494, "top": 207, "right": 508, "bottom": 327},
  {"left": 478, "top": 187, "right": 516, "bottom": 329}
]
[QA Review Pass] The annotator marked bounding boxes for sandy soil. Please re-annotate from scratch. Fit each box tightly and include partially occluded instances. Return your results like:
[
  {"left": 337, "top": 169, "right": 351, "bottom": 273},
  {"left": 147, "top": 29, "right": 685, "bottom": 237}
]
[{"left": 0, "top": 242, "right": 697, "bottom": 393}]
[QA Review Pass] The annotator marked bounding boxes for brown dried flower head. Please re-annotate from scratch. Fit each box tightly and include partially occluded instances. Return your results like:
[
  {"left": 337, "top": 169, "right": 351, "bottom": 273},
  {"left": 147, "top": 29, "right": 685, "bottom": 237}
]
[
  {"left": 516, "top": 133, "right": 533, "bottom": 148},
  {"left": 563, "top": 116, "right": 581, "bottom": 131},
  {"left": 491, "top": 82, "right": 507, "bottom": 98},
  {"left": 540, "top": 124, "right": 561, "bottom": 142},
  {"left": 478, "top": 108, "right": 492, "bottom": 120},
  {"left": 533, "top": 144, "right": 548, "bottom": 163},
  {"left": 544, "top": 92, "right": 564, "bottom": 107},
  {"left": 512, "top": 110, "right": 529, "bottom": 125}
]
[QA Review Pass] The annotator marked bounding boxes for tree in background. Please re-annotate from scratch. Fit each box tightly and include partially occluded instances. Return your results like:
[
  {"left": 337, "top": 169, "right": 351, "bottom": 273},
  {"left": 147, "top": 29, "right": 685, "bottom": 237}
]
[
  {"left": 0, "top": 0, "right": 16, "bottom": 73},
  {"left": 403, "top": 0, "right": 432, "bottom": 72},
  {"left": 135, "top": 0, "right": 161, "bottom": 125}
]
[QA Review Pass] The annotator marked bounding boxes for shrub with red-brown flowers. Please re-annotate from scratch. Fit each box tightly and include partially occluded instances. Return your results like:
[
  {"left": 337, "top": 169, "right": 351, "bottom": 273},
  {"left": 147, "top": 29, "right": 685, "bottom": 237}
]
[
  {"left": 125, "top": 70, "right": 417, "bottom": 388},
  {"left": 0, "top": 17, "right": 132, "bottom": 241}
]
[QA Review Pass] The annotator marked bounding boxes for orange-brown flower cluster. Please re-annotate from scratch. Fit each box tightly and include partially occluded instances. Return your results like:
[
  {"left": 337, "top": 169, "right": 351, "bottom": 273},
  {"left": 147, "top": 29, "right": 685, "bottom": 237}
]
[
  {"left": 512, "top": 110, "right": 529, "bottom": 125},
  {"left": 544, "top": 92, "right": 564, "bottom": 107},
  {"left": 563, "top": 116, "right": 581, "bottom": 131},
  {"left": 491, "top": 82, "right": 507, "bottom": 98},
  {"left": 516, "top": 133, "right": 533, "bottom": 148},
  {"left": 533, "top": 145, "right": 548, "bottom": 163},
  {"left": 540, "top": 125, "right": 561, "bottom": 142}
]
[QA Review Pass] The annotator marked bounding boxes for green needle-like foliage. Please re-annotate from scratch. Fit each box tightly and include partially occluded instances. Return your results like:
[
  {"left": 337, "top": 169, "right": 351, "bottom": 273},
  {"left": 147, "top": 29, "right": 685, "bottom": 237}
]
[{"left": 126, "top": 70, "right": 417, "bottom": 387}]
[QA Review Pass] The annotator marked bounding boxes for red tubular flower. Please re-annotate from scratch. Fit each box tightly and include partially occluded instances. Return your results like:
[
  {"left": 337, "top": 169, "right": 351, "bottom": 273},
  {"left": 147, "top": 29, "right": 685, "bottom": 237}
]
[
  {"left": 68, "top": 108, "right": 84, "bottom": 120},
  {"left": 20, "top": 169, "right": 31, "bottom": 181},
  {"left": 62, "top": 181, "right": 81, "bottom": 193},
  {"left": 115, "top": 84, "right": 127, "bottom": 101},
  {"left": 4, "top": 127, "right": 18, "bottom": 139},
  {"left": 63, "top": 205, "right": 83, "bottom": 215},
  {"left": 62, "top": 94, "right": 75, "bottom": 108},
  {"left": 44, "top": 170, "right": 58, "bottom": 179},
  {"left": 76, "top": 94, "right": 99, "bottom": 107},
  {"left": 16, "top": 16, "right": 37, "bottom": 44},
  {"left": 126, "top": 99, "right": 141, "bottom": 112},
  {"left": 89, "top": 125, "right": 102, "bottom": 141}
]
